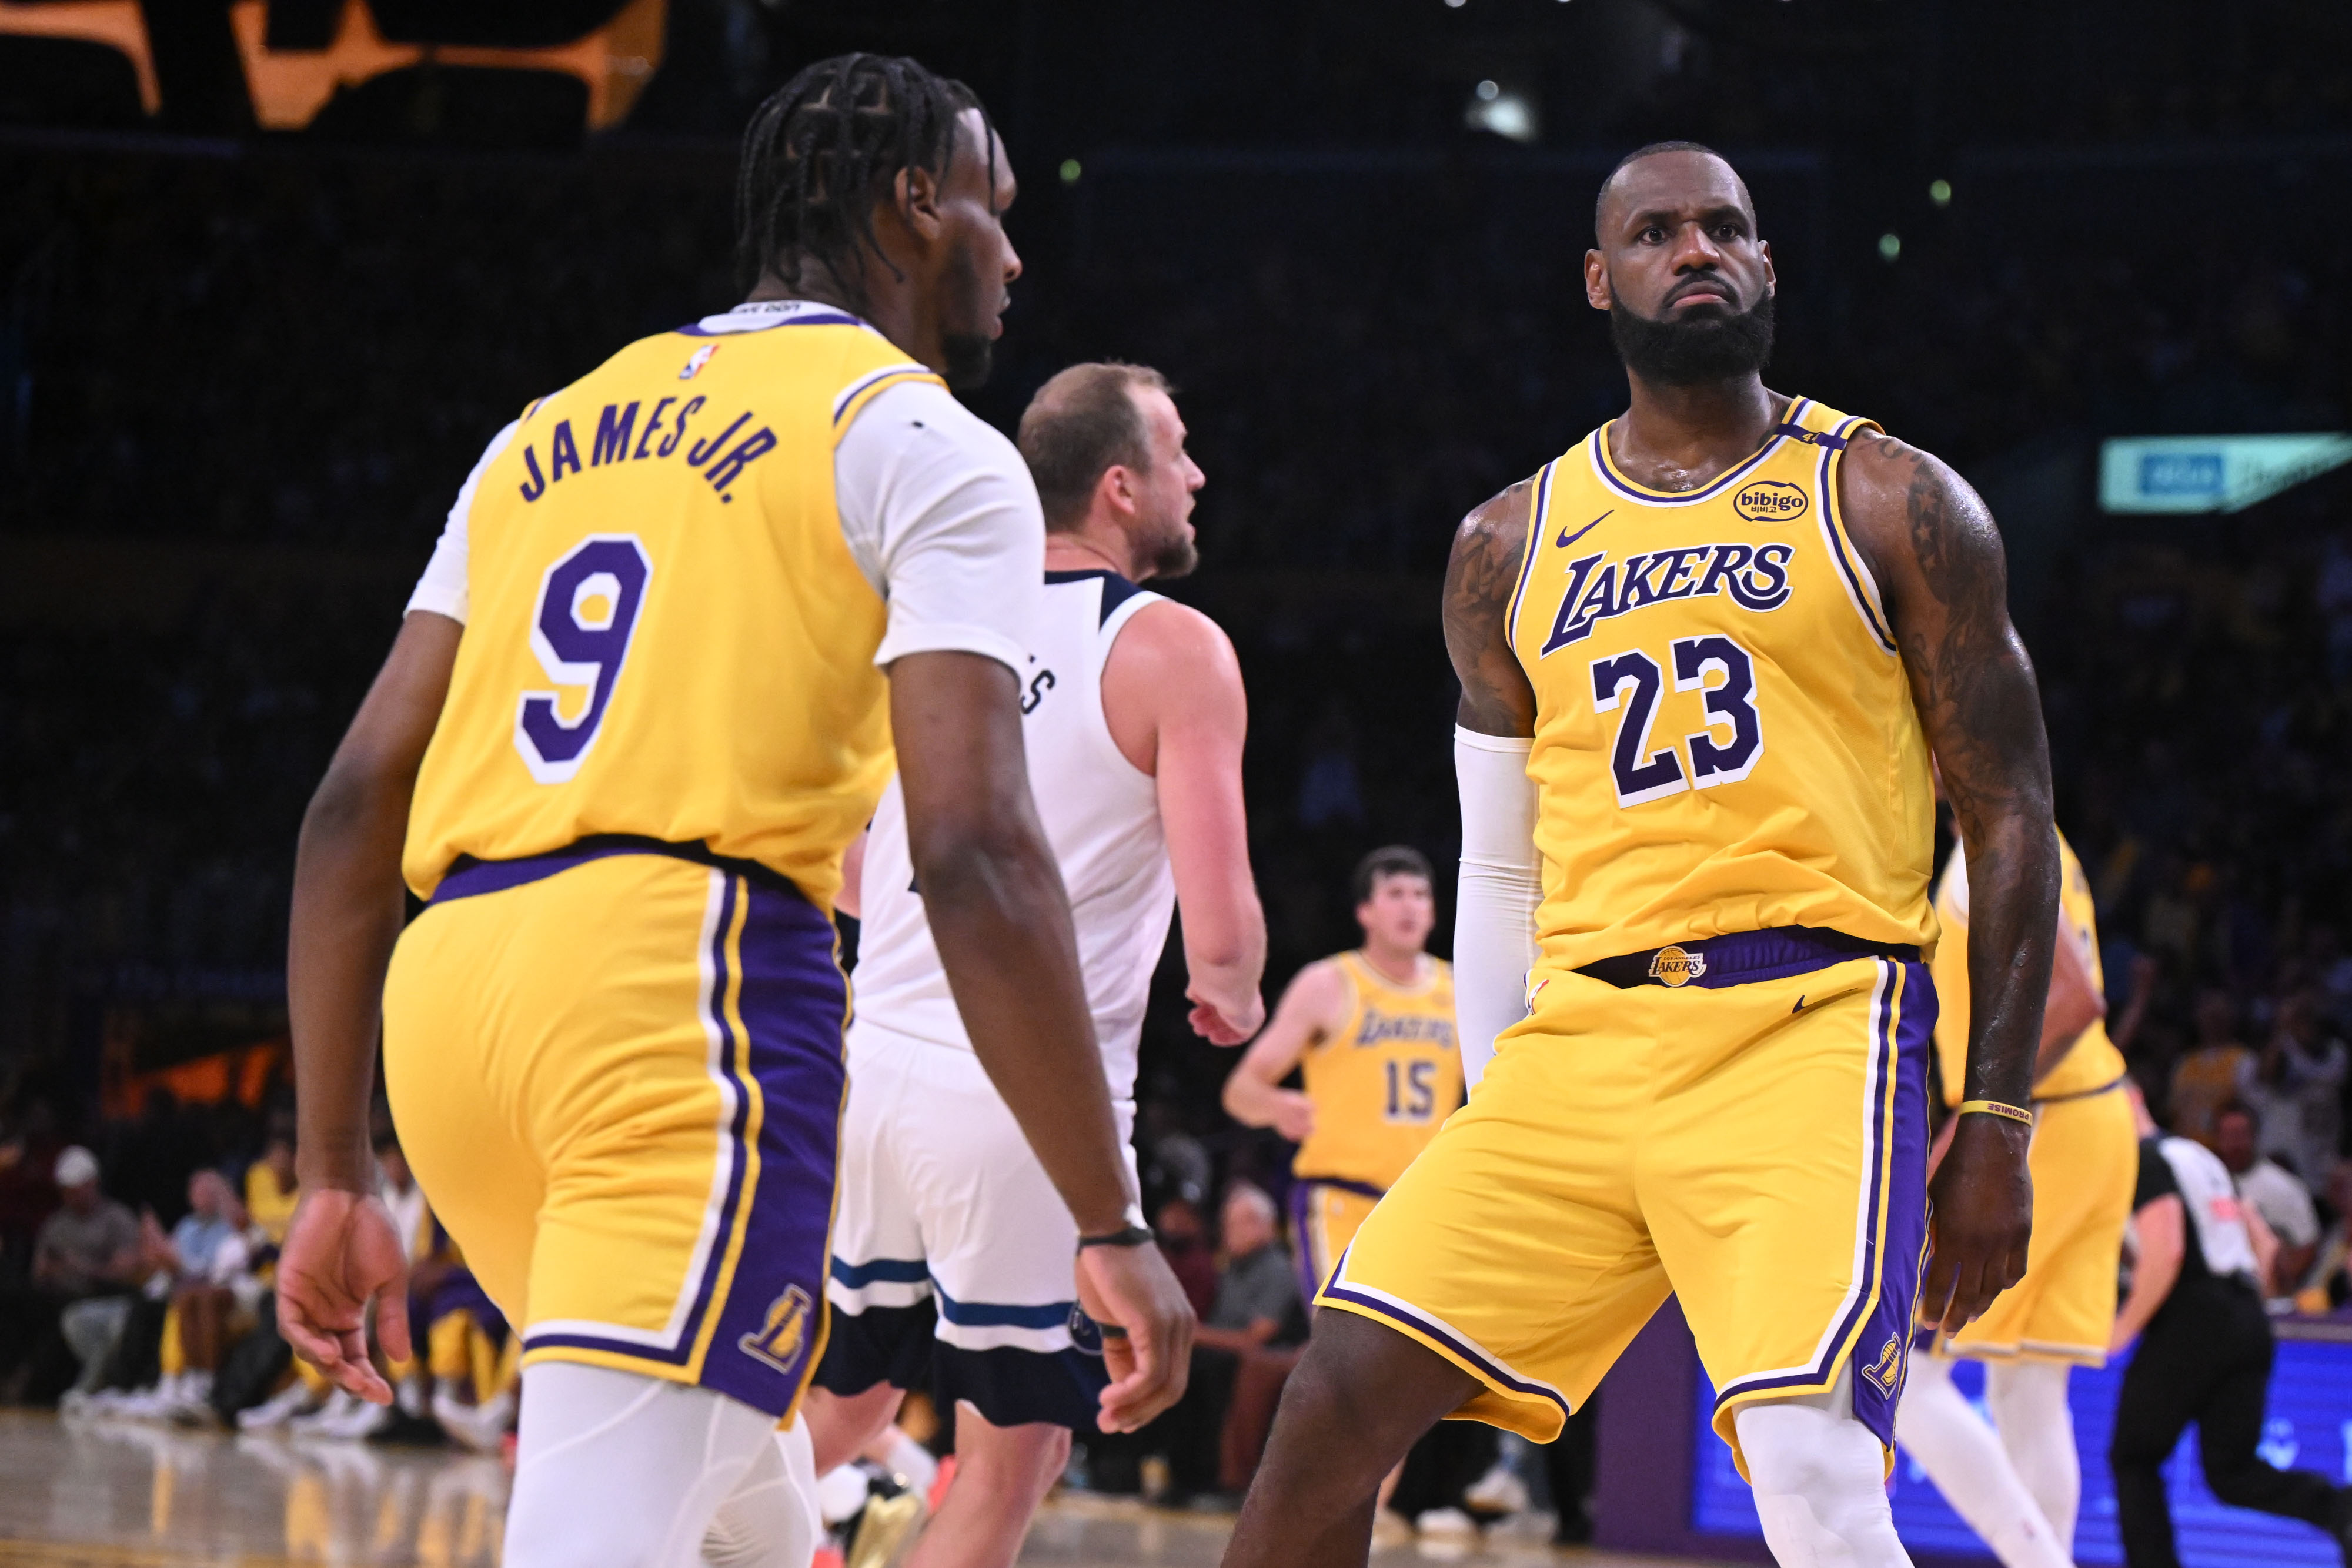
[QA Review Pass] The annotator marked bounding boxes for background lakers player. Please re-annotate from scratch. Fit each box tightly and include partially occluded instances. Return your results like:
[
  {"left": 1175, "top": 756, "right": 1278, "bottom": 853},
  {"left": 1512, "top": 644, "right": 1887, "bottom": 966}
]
[
  {"left": 273, "top": 55, "right": 1193, "bottom": 1568},
  {"left": 1222, "top": 845, "right": 1461, "bottom": 1544},
  {"left": 1220, "top": 141, "right": 2057, "bottom": 1568},
  {"left": 1222, "top": 845, "right": 1459, "bottom": 1311}
]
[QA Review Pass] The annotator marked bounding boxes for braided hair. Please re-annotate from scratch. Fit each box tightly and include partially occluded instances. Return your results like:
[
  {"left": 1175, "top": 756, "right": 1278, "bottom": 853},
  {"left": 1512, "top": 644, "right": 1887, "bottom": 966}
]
[{"left": 735, "top": 53, "right": 993, "bottom": 307}]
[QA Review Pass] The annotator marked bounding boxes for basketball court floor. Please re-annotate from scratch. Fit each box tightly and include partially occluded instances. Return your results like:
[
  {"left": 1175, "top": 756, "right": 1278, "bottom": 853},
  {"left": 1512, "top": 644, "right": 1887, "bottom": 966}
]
[{"left": 0, "top": 1411, "right": 1732, "bottom": 1567}]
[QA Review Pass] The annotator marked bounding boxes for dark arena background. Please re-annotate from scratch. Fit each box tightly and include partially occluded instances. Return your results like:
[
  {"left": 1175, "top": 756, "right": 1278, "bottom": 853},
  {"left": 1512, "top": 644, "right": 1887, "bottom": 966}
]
[{"left": 3, "top": 4, "right": 2352, "bottom": 1566}]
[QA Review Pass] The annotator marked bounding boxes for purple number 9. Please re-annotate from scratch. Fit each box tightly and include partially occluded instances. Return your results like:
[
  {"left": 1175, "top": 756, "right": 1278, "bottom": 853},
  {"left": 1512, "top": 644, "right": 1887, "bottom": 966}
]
[{"left": 514, "top": 534, "right": 653, "bottom": 783}]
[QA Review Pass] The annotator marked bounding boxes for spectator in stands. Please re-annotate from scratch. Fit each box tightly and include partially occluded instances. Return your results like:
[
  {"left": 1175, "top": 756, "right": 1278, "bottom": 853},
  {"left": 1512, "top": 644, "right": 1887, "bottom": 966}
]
[
  {"left": 2214, "top": 1102, "right": 2323, "bottom": 1299},
  {"left": 1155, "top": 1196, "right": 1221, "bottom": 1320},
  {"left": 1085, "top": 1183, "right": 1304, "bottom": 1506},
  {"left": 108, "top": 1167, "right": 256, "bottom": 1420},
  {"left": 2252, "top": 989, "right": 2347, "bottom": 1185},
  {"left": 1198, "top": 1183, "right": 1299, "bottom": 1359},
  {"left": 0, "top": 1094, "right": 67, "bottom": 1278},
  {"left": 2291, "top": 1161, "right": 2352, "bottom": 1313},
  {"left": 241, "top": 1119, "right": 299, "bottom": 1252},
  {"left": 2170, "top": 990, "right": 2257, "bottom": 1146},
  {"left": 0, "top": 1146, "right": 139, "bottom": 1404}
]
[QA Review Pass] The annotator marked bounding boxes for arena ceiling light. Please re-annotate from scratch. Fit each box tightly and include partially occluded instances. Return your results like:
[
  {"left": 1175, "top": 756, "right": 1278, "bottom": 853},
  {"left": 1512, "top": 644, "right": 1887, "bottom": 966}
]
[
  {"left": 2099, "top": 434, "right": 2352, "bottom": 514},
  {"left": 1465, "top": 78, "right": 1538, "bottom": 142}
]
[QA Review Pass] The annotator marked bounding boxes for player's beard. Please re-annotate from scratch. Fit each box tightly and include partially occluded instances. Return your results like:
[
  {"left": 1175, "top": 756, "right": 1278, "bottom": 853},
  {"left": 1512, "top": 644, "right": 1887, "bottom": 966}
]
[
  {"left": 940, "top": 246, "right": 998, "bottom": 390},
  {"left": 1134, "top": 502, "right": 1199, "bottom": 581},
  {"left": 941, "top": 332, "right": 993, "bottom": 390},
  {"left": 1609, "top": 288, "right": 1775, "bottom": 386}
]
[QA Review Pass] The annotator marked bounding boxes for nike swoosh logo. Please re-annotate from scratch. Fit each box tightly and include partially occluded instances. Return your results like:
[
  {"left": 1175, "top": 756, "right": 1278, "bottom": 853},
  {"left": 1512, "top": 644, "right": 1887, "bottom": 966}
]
[
  {"left": 1791, "top": 995, "right": 1808, "bottom": 1014},
  {"left": 1557, "top": 510, "right": 1611, "bottom": 549}
]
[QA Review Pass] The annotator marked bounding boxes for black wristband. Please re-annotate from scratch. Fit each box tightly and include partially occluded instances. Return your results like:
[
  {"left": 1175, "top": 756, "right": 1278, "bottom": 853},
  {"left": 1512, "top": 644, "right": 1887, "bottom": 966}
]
[{"left": 1076, "top": 1223, "right": 1155, "bottom": 1252}]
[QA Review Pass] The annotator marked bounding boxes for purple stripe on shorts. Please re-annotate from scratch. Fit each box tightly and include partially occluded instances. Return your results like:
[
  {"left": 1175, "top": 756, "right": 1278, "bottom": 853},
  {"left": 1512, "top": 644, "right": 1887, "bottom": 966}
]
[
  {"left": 696, "top": 874, "right": 848, "bottom": 1414},
  {"left": 1321, "top": 1266, "right": 1573, "bottom": 1426},
  {"left": 523, "top": 870, "right": 849, "bottom": 1419},
  {"left": 1709, "top": 959, "right": 1934, "bottom": 1447}
]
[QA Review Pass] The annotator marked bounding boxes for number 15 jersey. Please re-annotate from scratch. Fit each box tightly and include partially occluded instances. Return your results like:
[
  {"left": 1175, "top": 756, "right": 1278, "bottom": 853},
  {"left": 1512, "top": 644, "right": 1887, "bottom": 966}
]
[{"left": 1504, "top": 397, "right": 1937, "bottom": 973}]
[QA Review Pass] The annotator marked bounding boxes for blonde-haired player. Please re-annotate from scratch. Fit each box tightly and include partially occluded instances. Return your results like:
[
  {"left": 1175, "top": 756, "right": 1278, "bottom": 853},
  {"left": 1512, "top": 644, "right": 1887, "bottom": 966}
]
[
  {"left": 1893, "top": 827, "right": 2135, "bottom": 1567},
  {"left": 1222, "top": 846, "right": 1461, "bottom": 1307}
]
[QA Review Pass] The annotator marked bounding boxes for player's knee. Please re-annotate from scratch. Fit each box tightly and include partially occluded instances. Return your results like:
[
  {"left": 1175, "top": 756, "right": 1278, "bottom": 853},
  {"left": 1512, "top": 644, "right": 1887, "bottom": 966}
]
[
  {"left": 1736, "top": 1399, "right": 1896, "bottom": 1552},
  {"left": 957, "top": 1418, "right": 1069, "bottom": 1496}
]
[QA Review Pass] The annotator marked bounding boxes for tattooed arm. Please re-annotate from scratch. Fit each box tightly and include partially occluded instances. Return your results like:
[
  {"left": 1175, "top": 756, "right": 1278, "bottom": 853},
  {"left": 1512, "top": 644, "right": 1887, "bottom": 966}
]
[
  {"left": 1445, "top": 479, "right": 1540, "bottom": 736},
  {"left": 1843, "top": 432, "right": 2056, "bottom": 1333}
]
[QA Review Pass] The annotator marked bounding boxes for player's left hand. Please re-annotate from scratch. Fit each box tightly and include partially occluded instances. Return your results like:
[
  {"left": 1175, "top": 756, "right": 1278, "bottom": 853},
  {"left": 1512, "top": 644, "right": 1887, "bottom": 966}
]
[
  {"left": 1921, "top": 1112, "right": 2032, "bottom": 1334},
  {"left": 1187, "top": 984, "right": 1265, "bottom": 1046},
  {"left": 276, "top": 1186, "right": 413, "bottom": 1405}
]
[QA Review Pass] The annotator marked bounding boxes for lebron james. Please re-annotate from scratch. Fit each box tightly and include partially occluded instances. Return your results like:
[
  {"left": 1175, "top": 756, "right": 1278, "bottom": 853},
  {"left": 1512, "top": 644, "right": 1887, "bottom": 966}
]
[{"left": 1222, "top": 142, "right": 2056, "bottom": 1568}]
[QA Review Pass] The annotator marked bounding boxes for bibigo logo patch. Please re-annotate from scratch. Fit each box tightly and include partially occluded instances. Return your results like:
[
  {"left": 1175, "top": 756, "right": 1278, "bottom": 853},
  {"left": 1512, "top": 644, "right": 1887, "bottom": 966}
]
[{"left": 1733, "top": 479, "right": 1809, "bottom": 523}]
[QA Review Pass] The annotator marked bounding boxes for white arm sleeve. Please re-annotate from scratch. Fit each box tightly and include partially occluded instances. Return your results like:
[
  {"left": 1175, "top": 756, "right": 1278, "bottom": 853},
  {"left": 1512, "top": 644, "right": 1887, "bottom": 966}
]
[
  {"left": 404, "top": 420, "right": 517, "bottom": 626},
  {"left": 1455, "top": 726, "right": 1541, "bottom": 1089},
  {"left": 834, "top": 379, "right": 1043, "bottom": 674}
]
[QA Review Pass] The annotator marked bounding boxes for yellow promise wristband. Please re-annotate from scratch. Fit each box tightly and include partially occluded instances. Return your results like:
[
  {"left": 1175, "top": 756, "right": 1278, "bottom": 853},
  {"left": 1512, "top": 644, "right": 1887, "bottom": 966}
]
[{"left": 1958, "top": 1098, "right": 2033, "bottom": 1126}]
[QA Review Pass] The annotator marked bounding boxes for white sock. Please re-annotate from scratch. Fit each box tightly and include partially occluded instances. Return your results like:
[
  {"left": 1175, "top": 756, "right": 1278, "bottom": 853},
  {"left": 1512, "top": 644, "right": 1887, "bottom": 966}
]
[
  {"left": 502, "top": 1362, "right": 812, "bottom": 1568},
  {"left": 1736, "top": 1366, "right": 1913, "bottom": 1568},
  {"left": 1986, "top": 1360, "right": 2079, "bottom": 1549},
  {"left": 1892, "top": 1355, "right": 2067, "bottom": 1568},
  {"left": 878, "top": 1427, "right": 938, "bottom": 1496}
]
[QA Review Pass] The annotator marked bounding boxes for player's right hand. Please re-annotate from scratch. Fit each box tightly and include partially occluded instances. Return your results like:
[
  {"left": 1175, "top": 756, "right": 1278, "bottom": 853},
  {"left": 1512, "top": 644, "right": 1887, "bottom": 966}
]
[
  {"left": 276, "top": 1186, "right": 413, "bottom": 1405},
  {"left": 1921, "top": 1112, "right": 2033, "bottom": 1334},
  {"left": 1075, "top": 1238, "right": 1196, "bottom": 1433},
  {"left": 1187, "top": 983, "right": 1265, "bottom": 1047},
  {"left": 1271, "top": 1090, "right": 1317, "bottom": 1144}
]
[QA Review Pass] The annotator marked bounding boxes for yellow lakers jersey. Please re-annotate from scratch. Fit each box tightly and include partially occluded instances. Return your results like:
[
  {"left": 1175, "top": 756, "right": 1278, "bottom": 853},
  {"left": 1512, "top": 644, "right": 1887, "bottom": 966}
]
[
  {"left": 1294, "top": 952, "right": 1465, "bottom": 1191},
  {"left": 404, "top": 311, "right": 944, "bottom": 910},
  {"left": 1932, "top": 829, "right": 2125, "bottom": 1104},
  {"left": 1505, "top": 397, "right": 1937, "bottom": 972}
]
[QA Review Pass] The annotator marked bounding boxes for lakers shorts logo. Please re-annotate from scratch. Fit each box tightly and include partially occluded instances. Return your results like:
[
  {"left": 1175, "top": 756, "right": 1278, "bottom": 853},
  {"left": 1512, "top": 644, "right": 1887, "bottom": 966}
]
[
  {"left": 739, "top": 1285, "right": 815, "bottom": 1375},
  {"left": 1648, "top": 945, "right": 1706, "bottom": 987},
  {"left": 1857, "top": 1334, "right": 1905, "bottom": 1396}
]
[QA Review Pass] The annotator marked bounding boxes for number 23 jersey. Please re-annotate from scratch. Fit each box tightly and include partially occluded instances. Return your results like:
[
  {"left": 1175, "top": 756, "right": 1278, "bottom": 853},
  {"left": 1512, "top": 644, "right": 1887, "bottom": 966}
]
[{"left": 1504, "top": 397, "right": 1937, "bottom": 973}]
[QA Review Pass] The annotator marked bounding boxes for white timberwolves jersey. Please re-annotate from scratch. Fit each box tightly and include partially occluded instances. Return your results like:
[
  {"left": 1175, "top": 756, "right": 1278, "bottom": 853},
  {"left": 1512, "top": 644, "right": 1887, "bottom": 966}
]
[{"left": 853, "top": 569, "right": 1179, "bottom": 1101}]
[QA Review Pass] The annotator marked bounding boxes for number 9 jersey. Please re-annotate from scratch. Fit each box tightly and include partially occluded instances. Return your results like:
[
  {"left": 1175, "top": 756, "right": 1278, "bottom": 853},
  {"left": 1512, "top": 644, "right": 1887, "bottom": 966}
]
[
  {"left": 403, "top": 307, "right": 945, "bottom": 912},
  {"left": 1504, "top": 396, "right": 1937, "bottom": 972}
]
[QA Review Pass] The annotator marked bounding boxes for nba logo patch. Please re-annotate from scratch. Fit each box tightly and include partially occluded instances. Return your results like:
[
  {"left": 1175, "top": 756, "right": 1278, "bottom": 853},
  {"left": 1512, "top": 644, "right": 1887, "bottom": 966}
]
[
  {"left": 680, "top": 343, "right": 718, "bottom": 380},
  {"left": 1648, "top": 945, "right": 1706, "bottom": 987},
  {"left": 738, "top": 1284, "right": 814, "bottom": 1374}
]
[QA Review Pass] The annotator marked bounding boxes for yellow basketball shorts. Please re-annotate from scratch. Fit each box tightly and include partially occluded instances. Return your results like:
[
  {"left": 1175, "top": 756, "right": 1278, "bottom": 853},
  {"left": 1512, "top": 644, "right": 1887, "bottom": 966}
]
[
  {"left": 1939, "top": 1079, "right": 2134, "bottom": 1366},
  {"left": 1320, "top": 931, "right": 1933, "bottom": 1476},
  {"left": 383, "top": 840, "right": 848, "bottom": 1420},
  {"left": 1288, "top": 1176, "right": 1385, "bottom": 1304}
]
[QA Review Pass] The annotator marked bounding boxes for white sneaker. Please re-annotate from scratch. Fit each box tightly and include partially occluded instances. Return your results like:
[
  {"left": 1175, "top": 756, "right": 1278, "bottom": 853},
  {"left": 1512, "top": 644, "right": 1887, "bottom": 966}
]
[
  {"left": 432, "top": 1388, "right": 513, "bottom": 1453},
  {"left": 111, "top": 1381, "right": 179, "bottom": 1422},
  {"left": 1463, "top": 1460, "right": 1530, "bottom": 1515},
  {"left": 238, "top": 1380, "right": 322, "bottom": 1432},
  {"left": 311, "top": 1392, "right": 392, "bottom": 1441},
  {"left": 1414, "top": 1507, "right": 1479, "bottom": 1539},
  {"left": 288, "top": 1388, "right": 362, "bottom": 1437}
]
